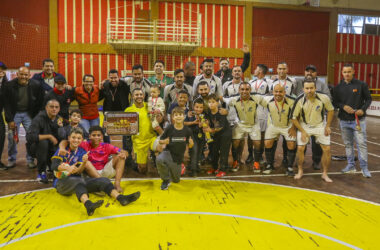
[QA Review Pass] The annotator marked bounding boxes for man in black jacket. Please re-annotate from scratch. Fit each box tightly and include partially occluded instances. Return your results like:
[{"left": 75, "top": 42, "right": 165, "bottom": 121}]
[
  {"left": 0, "top": 62, "right": 7, "bottom": 170},
  {"left": 43, "top": 75, "right": 74, "bottom": 121},
  {"left": 215, "top": 44, "right": 251, "bottom": 84},
  {"left": 333, "top": 63, "right": 372, "bottom": 178},
  {"left": 26, "top": 99, "right": 62, "bottom": 183},
  {"left": 3, "top": 66, "right": 44, "bottom": 169},
  {"left": 32, "top": 58, "right": 65, "bottom": 94},
  {"left": 101, "top": 69, "right": 130, "bottom": 112}
]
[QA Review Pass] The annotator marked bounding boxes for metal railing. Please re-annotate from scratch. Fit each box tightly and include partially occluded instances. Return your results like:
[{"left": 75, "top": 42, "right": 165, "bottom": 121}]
[{"left": 107, "top": 15, "right": 202, "bottom": 47}]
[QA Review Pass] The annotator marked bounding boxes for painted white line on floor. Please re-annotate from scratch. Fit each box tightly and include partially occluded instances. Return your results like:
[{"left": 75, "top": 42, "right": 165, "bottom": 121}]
[
  {"left": 330, "top": 141, "right": 380, "bottom": 158},
  {"left": 0, "top": 211, "right": 362, "bottom": 249},
  {"left": 1, "top": 170, "right": 379, "bottom": 184}
]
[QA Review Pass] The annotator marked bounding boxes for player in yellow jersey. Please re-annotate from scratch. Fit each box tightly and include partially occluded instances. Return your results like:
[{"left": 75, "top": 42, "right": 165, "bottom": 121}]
[{"left": 125, "top": 88, "right": 159, "bottom": 174}]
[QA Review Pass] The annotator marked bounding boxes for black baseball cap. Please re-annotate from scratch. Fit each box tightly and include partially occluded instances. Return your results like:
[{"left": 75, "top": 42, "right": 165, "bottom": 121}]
[
  {"left": 305, "top": 65, "right": 317, "bottom": 72},
  {"left": 0, "top": 62, "right": 7, "bottom": 70},
  {"left": 54, "top": 75, "right": 67, "bottom": 84}
]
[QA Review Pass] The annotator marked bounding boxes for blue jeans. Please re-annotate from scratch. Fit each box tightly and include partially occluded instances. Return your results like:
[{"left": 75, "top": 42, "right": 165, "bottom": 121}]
[
  {"left": 339, "top": 119, "right": 368, "bottom": 169},
  {"left": 79, "top": 117, "right": 100, "bottom": 133},
  {"left": 8, "top": 112, "right": 34, "bottom": 163}
]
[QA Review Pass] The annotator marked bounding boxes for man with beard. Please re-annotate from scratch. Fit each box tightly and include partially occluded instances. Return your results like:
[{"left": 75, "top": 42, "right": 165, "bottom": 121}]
[
  {"left": 215, "top": 44, "right": 251, "bottom": 84},
  {"left": 125, "top": 88, "right": 158, "bottom": 174},
  {"left": 148, "top": 60, "right": 173, "bottom": 98},
  {"left": 101, "top": 69, "right": 130, "bottom": 113},
  {"left": 124, "top": 64, "right": 152, "bottom": 102},
  {"left": 193, "top": 59, "right": 223, "bottom": 99},
  {"left": 26, "top": 99, "right": 62, "bottom": 183},
  {"left": 291, "top": 79, "right": 334, "bottom": 182},
  {"left": 32, "top": 58, "right": 65, "bottom": 93},
  {"left": 163, "top": 69, "right": 193, "bottom": 109},
  {"left": 184, "top": 61, "right": 196, "bottom": 86},
  {"left": 294, "top": 65, "right": 331, "bottom": 171},
  {"left": 3, "top": 66, "right": 44, "bottom": 169}
]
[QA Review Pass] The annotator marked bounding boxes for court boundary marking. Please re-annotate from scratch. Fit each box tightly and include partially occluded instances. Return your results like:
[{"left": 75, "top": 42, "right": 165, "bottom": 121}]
[
  {"left": 0, "top": 211, "right": 362, "bottom": 250},
  {"left": 1, "top": 178, "right": 379, "bottom": 207}
]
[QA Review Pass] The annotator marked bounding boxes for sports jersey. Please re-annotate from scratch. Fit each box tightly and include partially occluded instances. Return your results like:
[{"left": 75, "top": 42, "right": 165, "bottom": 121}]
[
  {"left": 291, "top": 92, "right": 334, "bottom": 126},
  {"left": 222, "top": 80, "right": 242, "bottom": 98},
  {"left": 193, "top": 75, "right": 223, "bottom": 98},
  {"left": 125, "top": 102, "right": 156, "bottom": 144},
  {"left": 227, "top": 96, "right": 258, "bottom": 126},
  {"left": 51, "top": 146, "right": 87, "bottom": 177},
  {"left": 163, "top": 83, "right": 193, "bottom": 106},
  {"left": 79, "top": 141, "right": 120, "bottom": 170},
  {"left": 271, "top": 77, "right": 296, "bottom": 96}
]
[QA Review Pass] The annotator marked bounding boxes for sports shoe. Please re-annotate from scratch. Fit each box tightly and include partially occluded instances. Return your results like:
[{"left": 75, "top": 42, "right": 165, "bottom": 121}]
[
  {"left": 181, "top": 164, "right": 186, "bottom": 176},
  {"left": 245, "top": 154, "right": 254, "bottom": 164},
  {"left": 37, "top": 172, "right": 49, "bottom": 184},
  {"left": 52, "top": 178, "right": 58, "bottom": 188},
  {"left": 207, "top": 169, "right": 216, "bottom": 175},
  {"left": 216, "top": 171, "right": 226, "bottom": 178},
  {"left": 286, "top": 167, "right": 295, "bottom": 177},
  {"left": 27, "top": 162, "right": 36, "bottom": 169},
  {"left": 7, "top": 161, "right": 16, "bottom": 169},
  {"left": 161, "top": 180, "right": 170, "bottom": 190},
  {"left": 341, "top": 165, "right": 356, "bottom": 174},
  {"left": 0, "top": 162, "right": 8, "bottom": 170},
  {"left": 361, "top": 168, "right": 372, "bottom": 178},
  {"left": 253, "top": 162, "right": 261, "bottom": 173},
  {"left": 117, "top": 191, "right": 141, "bottom": 206},
  {"left": 312, "top": 162, "right": 321, "bottom": 170},
  {"left": 231, "top": 161, "right": 239, "bottom": 172},
  {"left": 262, "top": 164, "right": 274, "bottom": 174}
]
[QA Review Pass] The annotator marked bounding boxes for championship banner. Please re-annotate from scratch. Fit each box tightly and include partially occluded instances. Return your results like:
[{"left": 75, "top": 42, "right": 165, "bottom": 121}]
[
  {"left": 367, "top": 101, "right": 380, "bottom": 117},
  {"left": 104, "top": 112, "right": 139, "bottom": 135}
]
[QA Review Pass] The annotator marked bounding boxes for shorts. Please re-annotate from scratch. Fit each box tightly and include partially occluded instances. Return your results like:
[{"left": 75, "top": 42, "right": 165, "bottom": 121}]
[
  {"left": 297, "top": 123, "right": 330, "bottom": 146},
  {"left": 133, "top": 136, "right": 157, "bottom": 164},
  {"left": 258, "top": 119, "right": 267, "bottom": 132},
  {"left": 97, "top": 159, "right": 116, "bottom": 179},
  {"left": 265, "top": 124, "right": 296, "bottom": 141},
  {"left": 232, "top": 123, "right": 261, "bottom": 141}
]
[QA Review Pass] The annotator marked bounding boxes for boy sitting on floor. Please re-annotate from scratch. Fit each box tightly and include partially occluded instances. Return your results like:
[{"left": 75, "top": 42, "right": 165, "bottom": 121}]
[
  {"left": 157, "top": 107, "right": 194, "bottom": 190},
  {"left": 52, "top": 127, "right": 140, "bottom": 216},
  {"left": 59, "top": 126, "right": 127, "bottom": 193}
]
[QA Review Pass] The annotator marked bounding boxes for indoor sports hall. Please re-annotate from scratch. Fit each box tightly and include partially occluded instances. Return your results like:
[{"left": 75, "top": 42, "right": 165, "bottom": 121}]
[{"left": 1, "top": 0, "right": 380, "bottom": 249}]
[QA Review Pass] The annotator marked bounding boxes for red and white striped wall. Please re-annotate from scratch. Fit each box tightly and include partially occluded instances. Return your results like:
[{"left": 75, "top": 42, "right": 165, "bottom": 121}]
[
  {"left": 58, "top": 52, "right": 243, "bottom": 86},
  {"left": 335, "top": 33, "right": 380, "bottom": 90}
]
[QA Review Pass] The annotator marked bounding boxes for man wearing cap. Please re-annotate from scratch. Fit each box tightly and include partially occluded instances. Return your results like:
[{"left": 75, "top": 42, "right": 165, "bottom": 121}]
[
  {"left": 32, "top": 59, "right": 65, "bottom": 94},
  {"left": 0, "top": 62, "right": 7, "bottom": 170},
  {"left": 43, "top": 75, "right": 74, "bottom": 121},
  {"left": 3, "top": 66, "right": 44, "bottom": 169},
  {"left": 295, "top": 65, "right": 331, "bottom": 171}
]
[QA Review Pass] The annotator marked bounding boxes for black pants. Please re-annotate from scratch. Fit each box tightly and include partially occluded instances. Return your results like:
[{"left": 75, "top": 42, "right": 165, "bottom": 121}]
[
  {"left": 28, "top": 140, "right": 57, "bottom": 174},
  {"left": 0, "top": 114, "right": 5, "bottom": 163},
  {"left": 211, "top": 131, "right": 232, "bottom": 171},
  {"left": 56, "top": 176, "right": 114, "bottom": 202}
]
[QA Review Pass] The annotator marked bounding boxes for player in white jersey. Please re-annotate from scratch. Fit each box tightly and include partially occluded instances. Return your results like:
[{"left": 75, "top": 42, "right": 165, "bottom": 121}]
[{"left": 193, "top": 59, "right": 223, "bottom": 100}]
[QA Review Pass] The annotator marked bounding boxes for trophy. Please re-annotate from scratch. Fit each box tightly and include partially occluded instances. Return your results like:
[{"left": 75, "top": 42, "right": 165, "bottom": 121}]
[{"left": 199, "top": 114, "right": 213, "bottom": 143}]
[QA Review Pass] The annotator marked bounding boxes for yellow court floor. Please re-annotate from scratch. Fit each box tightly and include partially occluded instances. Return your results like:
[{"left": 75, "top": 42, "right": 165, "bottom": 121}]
[{"left": 0, "top": 179, "right": 379, "bottom": 250}]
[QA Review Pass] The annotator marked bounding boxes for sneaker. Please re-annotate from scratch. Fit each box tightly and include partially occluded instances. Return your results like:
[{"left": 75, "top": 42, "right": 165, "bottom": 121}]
[
  {"left": 52, "top": 178, "right": 58, "bottom": 188},
  {"left": 286, "top": 167, "right": 295, "bottom": 177},
  {"left": 207, "top": 169, "right": 216, "bottom": 175},
  {"left": 37, "top": 172, "right": 49, "bottom": 184},
  {"left": 216, "top": 171, "right": 226, "bottom": 178},
  {"left": 118, "top": 191, "right": 141, "bottom": 206},
  {"left": 161, "top": 180, "right": 170, "bottom": 190},
  {"left": 7, "top": 161, "right": 16, "bottom": 169},
  {"left": 27, "top": 162, "right": 36, "bottom": 169},
  {"left": 262, "top": 164, "right": 274, "bottom": 174},
  {"left": 231, "top": 161, "right": 239, "bottom": 172},
  {"left": 181, "top": 164, "right": 186, "bottom": 176},
  {"left": 361, "top": 169, "right": 372, "bottom": 178},
  {"left": 341, "top": 165, "right": 356, "bottom": 174},
  {"left": 0, "top": 162, "right": 8, "bottom": 170},
  {"left": 245, "top": 154, "right": 254, "bottom": 164},
  {"left": 253, "top": 162, "right": 261, "bottom": 173},
  {"left": 312, "top": 162, "right": 321, "bottom": 170}
]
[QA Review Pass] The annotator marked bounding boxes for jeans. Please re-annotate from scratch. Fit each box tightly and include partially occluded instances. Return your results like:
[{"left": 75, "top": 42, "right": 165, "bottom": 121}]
[
  {"left": 8, "top": 112, "right": 33, "bottom": 163},
  {"left": 80, "top": 117, "right": 100, "bottom": 133},
  {"left": 156, "top": 151, "right": 181, "bottom": 183},
  {"left": 340, "top": 119, "right": 368, "bottom": 169}
]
